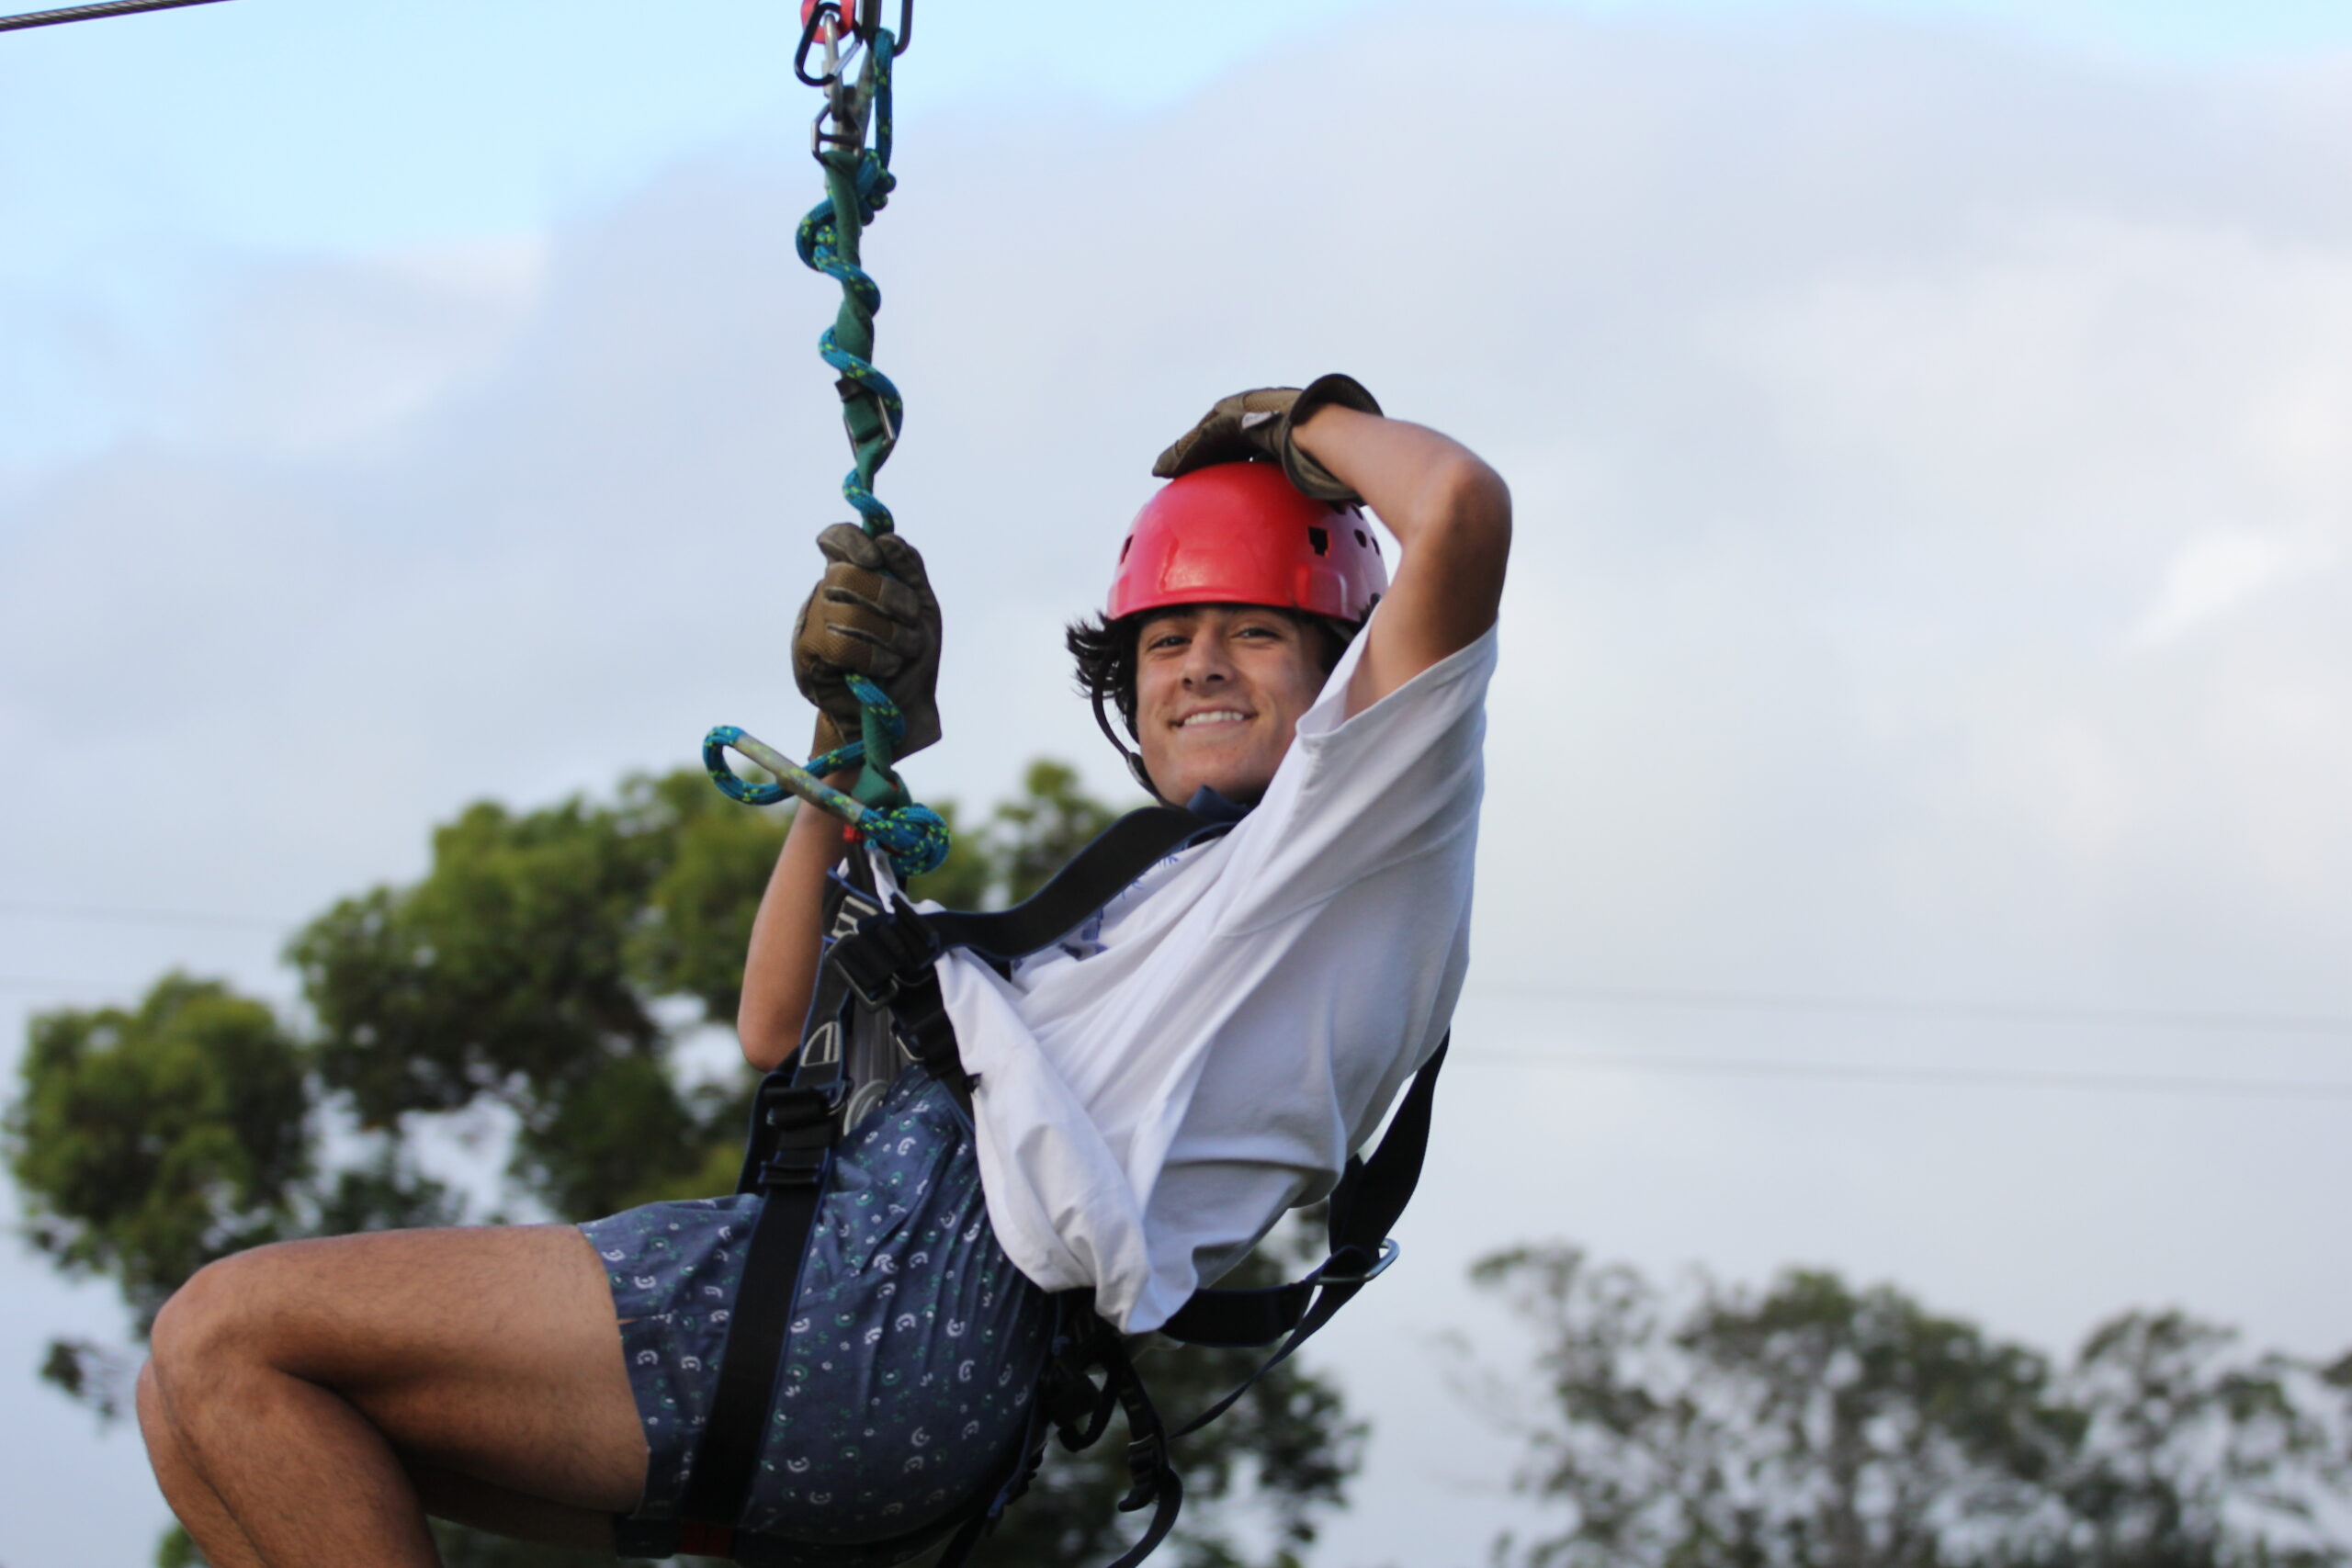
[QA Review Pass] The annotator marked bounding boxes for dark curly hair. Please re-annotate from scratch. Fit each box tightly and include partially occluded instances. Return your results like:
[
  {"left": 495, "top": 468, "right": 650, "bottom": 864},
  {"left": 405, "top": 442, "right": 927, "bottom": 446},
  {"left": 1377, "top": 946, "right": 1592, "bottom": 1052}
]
[{"left": 1065, "top": 606, "right": 1357, "bottom": 794}]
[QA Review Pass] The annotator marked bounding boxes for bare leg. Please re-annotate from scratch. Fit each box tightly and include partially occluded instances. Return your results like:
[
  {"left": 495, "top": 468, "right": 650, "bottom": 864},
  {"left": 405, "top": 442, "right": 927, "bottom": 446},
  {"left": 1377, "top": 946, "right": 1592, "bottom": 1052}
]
[
  {"left": 144, "top": 1224, "right": 648, "bottom": 1568},
  {"left": 139, "top": 1359, "right": 267, "bottom": 1568}
]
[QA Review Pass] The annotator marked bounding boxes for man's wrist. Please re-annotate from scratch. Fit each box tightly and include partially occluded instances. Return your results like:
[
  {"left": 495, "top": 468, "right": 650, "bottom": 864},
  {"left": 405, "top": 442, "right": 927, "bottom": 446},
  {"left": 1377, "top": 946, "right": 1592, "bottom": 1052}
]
[{"left": 1281, "top": 373, "right": 1383, "bottom": 504}]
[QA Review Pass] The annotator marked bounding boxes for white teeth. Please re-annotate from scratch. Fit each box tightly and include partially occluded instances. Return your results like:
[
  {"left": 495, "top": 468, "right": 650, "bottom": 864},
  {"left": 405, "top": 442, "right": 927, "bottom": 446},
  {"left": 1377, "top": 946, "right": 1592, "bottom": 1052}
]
[{"left": 1179, "top": 710, "right": 1249, "bottom": 728}]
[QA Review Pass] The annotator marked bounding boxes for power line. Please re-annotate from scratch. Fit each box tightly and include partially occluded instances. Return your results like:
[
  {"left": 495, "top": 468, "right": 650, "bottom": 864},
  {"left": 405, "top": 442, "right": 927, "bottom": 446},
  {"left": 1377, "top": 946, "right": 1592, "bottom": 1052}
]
[
  {"left": 0, "top": 975, "right": 294, "bottom": 999},
  {"left": 1475, "top": 982, "right": 2352, "bottom": 1040},
  {"left": 1458, "top": 1046, "right": 2352, "bottom": 1100},
  {"left": 6, "top": 976, "right": 2346, "bottom": 1099},
  {"left": 0, "top": 976, "right": 135, "bottom": 994},
  {"left": 10, "top": 898, "right": 2342, "bottom": 1041},
  {"left": 0, "top": 900, "right": 287, "bottom": 933}
]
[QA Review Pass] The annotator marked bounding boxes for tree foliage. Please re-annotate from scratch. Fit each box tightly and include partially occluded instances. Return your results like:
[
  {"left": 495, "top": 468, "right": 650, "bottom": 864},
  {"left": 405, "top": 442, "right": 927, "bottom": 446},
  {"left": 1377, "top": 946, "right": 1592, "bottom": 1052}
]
[
  {"left": 1466, "top": 1245, "right": 2352, "bottom": 1568},
  {"left": 5, "top": 762, "right": 1361, "bottom": 1568},
  {"left": 7, "top": 976, "right": 312, "bottom": 1333}
]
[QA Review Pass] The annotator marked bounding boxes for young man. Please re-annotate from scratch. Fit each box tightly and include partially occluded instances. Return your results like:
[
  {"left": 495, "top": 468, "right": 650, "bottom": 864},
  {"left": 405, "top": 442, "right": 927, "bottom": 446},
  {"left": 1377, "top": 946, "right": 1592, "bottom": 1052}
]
[{"left": 135, "top": 378, "right": 1508, "bottom": 1564}]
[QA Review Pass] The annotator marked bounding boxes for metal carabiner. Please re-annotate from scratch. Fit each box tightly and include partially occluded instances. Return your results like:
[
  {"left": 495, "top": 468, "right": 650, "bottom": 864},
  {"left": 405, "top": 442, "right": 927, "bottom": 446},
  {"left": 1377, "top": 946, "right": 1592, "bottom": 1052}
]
[
  {"left": 794, "top": 0, "right": 842, "bottom": 86},
  {"left": 804, "top": 0, "right": 911, "bottom": 61},
  {"left": 703, "top": 725, "right": 877, "bottom": 832}
]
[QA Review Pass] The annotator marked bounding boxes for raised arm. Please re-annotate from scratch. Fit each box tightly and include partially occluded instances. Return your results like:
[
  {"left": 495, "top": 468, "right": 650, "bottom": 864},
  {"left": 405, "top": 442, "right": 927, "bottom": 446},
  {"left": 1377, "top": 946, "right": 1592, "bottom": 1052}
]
[
  {"left": 1148, "top": 378, "right": 1510, "bottom": 719},
  {"left": 742, "top": 523, "right": 944, "bottom": 1070},
  {"left": 738, "top": 789, "right": 853, "bottom": 1071},
  {"left": 1287, "top": 404, "right": 1510, "bottom": 716}
]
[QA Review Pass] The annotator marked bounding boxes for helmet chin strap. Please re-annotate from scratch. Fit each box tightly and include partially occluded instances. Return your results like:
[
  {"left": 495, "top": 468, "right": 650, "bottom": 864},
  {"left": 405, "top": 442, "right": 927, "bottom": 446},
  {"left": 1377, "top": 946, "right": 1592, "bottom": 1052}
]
[{"left": 1091, "top": 683, "right": 1167, "bottom": 804}]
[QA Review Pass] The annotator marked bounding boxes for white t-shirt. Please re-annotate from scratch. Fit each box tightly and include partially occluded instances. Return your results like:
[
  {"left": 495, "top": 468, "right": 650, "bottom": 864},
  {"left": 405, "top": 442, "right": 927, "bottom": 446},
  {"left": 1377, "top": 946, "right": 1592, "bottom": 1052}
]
[{"left": 902, "top": 620, "right": 1497, "bottom": 1334}]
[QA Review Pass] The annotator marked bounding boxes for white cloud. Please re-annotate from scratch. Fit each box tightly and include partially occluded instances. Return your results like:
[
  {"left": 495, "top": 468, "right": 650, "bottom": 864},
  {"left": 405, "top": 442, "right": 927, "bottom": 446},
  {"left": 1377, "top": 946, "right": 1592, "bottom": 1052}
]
[
  {"left": 6, "top": 9, "right": 2352, "bottom": 1565},
  {"left": 2130, "top": 526, "right": 2339, "bottom": 645}
]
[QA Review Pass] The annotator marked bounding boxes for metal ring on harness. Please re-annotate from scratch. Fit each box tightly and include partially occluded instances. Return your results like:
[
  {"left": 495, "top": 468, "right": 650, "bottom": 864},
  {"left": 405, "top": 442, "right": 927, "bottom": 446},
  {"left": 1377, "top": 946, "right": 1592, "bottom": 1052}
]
[{"left": 1315, "top": 1236, "right": 1399, "bottom": 1287}]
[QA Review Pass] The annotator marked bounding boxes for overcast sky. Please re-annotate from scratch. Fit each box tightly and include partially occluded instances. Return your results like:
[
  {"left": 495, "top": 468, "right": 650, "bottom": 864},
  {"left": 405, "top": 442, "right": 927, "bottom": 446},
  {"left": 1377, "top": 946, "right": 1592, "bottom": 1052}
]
[{"left": 6, "top": 2, "right": 2352, "bottom": 1564}]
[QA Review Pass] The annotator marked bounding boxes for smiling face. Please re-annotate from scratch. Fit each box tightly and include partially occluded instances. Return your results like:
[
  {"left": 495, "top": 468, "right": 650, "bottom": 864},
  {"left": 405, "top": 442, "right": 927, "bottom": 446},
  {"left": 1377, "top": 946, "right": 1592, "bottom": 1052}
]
[{"left": 1131, "top": 604, "right": 1334, "bottom": 806}]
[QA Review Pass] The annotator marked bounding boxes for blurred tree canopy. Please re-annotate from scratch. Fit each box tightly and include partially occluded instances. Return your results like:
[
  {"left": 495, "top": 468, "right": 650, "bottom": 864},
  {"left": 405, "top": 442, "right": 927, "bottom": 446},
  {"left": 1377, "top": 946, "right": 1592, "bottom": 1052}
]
[
  {"left": 5, "top": 760, "right": 1359, "bottom": 1568},
  {"left": 1465, "top": 1245, "right": 2352, "bottom": 1568}
]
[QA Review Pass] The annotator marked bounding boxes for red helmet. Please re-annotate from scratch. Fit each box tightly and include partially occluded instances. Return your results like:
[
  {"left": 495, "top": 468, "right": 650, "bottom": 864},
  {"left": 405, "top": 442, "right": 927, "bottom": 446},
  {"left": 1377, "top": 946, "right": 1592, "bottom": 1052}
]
[{"left": 1106, "top": 461, "right": 1387, "bottom": 625}]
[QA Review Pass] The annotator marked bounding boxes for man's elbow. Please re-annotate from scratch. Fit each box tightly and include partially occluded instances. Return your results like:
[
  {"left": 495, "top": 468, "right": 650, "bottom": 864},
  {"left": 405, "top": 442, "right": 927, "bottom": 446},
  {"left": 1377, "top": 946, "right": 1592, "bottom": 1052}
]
[
  {"left": 738, "top": 1010, "right": 794, "bottom": 1074},
  {"left": 1453, "top": 455, "right": 1512, "bottom": 535},
  {"left": 1416, "top": 456, "right": 1512, "bottom": 583},
  {"left": 1416, "top": 452, "right": 1511, "bottom": 549}
]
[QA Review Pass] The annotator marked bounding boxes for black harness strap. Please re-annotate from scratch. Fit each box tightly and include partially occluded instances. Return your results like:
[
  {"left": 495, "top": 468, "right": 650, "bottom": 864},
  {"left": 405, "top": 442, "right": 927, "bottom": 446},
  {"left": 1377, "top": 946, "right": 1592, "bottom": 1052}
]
[
  {"left": 677, "top": 1076, "right": 840, "bottom": 1525},
  {"left": 679, "top": 806, "right": 1223, "bottom": 1547},
  {"left": 680, "top": 800, "right": 1440, "bottom": 1564},
  {"left": 1158, "top": 1034, "right": 1451, "bottom": 1434},
  {"left": 830, "top": 805, "right": 1224, "bottom": 1123},
  {"left": 917, "top": 806, "right": 1212, "bottom": 959}
]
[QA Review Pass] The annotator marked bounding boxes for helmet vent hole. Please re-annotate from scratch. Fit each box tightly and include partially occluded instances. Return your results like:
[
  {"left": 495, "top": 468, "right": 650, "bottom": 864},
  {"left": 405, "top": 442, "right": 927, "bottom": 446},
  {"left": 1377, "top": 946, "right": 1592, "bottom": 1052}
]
[
  {"left": 1354, "top": 528, "right": 1370, "bottom": 548},
  {"left": 1307, "top": 526, "right": 1330, "bottom": 557},
  {"left": 1119, "top": 537, "right": 1133, "bottom": 562}
]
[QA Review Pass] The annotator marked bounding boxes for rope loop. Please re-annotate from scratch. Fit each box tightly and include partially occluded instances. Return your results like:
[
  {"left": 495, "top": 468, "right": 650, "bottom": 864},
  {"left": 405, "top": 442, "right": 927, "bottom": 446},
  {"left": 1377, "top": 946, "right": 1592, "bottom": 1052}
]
[{"left": 702, "top": 675, "right": 945, "bottom": 876}]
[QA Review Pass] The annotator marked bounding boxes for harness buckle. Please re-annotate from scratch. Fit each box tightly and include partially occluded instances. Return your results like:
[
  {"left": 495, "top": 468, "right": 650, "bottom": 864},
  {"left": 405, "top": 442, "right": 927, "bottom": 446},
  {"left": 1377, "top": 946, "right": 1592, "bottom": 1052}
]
[
  {"left": 831, "top": 897, "right": 942, "bottom": 1010},
  {"left": 1317, "top": 1237, "right": 1400, "bottom": 1288},
  {"left": 752, "top": 1082, "right": 840, "bottom": 1191}
]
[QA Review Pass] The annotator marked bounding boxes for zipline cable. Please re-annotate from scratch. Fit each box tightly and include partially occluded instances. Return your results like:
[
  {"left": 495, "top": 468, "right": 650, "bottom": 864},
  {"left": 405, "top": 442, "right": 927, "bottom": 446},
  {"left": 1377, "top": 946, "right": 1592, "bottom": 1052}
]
[{"left": 0, "top": 0, "right": 229, "bottom": 34}]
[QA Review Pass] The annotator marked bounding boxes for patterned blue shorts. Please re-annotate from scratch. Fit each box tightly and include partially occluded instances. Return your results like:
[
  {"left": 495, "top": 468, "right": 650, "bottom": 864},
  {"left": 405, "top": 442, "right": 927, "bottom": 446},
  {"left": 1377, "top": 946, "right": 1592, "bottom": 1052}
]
[{"left": 582, "top": 1072, "right": 1053, "bottom": 1563}]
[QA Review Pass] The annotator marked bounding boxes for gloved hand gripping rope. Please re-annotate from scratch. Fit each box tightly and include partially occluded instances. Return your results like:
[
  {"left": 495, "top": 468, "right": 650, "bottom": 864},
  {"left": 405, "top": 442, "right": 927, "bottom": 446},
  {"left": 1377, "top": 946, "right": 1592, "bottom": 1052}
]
[{"left": 704, "top": 4, "right": 947, "bottom": 878}]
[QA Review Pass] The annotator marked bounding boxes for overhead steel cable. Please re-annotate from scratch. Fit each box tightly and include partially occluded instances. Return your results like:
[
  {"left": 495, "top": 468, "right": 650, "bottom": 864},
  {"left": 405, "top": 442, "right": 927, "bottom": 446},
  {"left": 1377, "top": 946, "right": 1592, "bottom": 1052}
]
[{"left": 0, "top": 0, "right": 232, "bottom": 33}]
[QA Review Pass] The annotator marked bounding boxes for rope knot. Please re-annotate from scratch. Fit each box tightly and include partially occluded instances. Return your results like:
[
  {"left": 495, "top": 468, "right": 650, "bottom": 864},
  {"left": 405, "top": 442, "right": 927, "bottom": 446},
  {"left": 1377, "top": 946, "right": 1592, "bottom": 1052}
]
[{"left": 865, "top": 803, "right": 950, "bottom": 879}]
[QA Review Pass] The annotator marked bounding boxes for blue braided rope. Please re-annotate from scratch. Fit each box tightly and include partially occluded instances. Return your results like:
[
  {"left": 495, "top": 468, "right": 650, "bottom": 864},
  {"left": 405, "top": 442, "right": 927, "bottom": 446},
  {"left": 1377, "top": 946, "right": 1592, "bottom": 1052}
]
[
  {"left": 701, "top": 28, "right": 949, "bottom": 883},
  {"left": 796, "top": 31, "right": 901, "bottom": 536}
]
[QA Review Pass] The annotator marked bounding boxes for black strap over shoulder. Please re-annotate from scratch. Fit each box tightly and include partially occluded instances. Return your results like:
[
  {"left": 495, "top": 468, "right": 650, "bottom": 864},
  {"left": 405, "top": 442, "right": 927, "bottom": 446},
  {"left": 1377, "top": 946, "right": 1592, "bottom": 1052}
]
[
  {"left": 828, "top": 804, "right": 1225, "bottom": 1123},
  {"left": 919, "top": 804, "right": 1219, "bottom": 960}
]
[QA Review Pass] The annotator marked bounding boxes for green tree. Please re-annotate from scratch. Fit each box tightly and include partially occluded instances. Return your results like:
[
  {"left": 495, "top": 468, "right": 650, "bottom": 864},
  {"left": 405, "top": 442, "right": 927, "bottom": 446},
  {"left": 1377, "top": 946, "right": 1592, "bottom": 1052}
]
[
  {"left": 6, "top": 762, "right": 1361, "bottom": 1568},
  {"left": 1464, "top": 1246, "right": 2352, "bottom": 1568}
]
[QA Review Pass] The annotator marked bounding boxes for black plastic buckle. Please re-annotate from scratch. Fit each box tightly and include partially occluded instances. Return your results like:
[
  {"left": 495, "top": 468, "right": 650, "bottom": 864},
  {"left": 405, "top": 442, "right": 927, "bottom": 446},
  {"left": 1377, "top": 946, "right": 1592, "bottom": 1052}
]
[
  {"left": 759, "top": 1145, "right": 829, "bottom": 1191},
  {"left": 832, "top": 898, "right": 941, "bottom": 1010},
  {"left": 752, "top": 1082, "right": 840, "bottom": 1190}
]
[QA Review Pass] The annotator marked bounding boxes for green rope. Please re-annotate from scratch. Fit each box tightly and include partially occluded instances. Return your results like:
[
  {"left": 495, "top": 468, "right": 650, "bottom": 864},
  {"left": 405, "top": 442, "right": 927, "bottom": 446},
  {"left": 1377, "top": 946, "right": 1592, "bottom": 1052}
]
[
  {"left": 795, "top": 27, "right": 906, "bottom": 809},
  {"left": 699, "top": 19, "right": 949, "bottom": 881}
]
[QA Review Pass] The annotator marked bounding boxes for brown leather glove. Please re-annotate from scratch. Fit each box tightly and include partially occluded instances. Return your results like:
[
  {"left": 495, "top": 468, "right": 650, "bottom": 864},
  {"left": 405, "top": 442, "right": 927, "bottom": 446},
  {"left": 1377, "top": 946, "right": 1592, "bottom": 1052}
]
[
  {"left": 792, "top": 523, "right": 943, "bottom": 759},
  {"left": 1149, "top": 373, "right": 1383, "bottom": 503}
]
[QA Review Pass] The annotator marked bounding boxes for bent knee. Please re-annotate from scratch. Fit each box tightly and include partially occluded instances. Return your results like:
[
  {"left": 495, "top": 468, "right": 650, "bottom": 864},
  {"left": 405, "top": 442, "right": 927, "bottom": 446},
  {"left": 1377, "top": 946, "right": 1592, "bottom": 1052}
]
[{"left": 149, "top": 1245, "right": 301, "bottom": 1386}]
